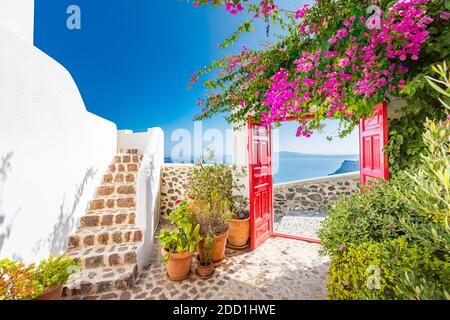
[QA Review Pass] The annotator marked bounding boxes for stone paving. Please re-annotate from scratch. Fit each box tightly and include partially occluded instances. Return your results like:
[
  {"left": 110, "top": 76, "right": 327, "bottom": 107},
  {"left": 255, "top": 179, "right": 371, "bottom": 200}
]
[
  {"left": 274, "top": 211, "right": 327, "bottom": 240},
  {"left": 70, "top": 227, "right": 330, "bottom": 300}
]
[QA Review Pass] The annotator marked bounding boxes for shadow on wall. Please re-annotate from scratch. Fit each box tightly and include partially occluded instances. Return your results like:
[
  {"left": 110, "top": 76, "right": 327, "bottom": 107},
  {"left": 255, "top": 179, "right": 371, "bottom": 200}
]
[
  {"left": 0, "top": 152, "right": 22, "bottom": 257},
  {"left": 33, "top": 166, "right": 98, "bottom": 256}
]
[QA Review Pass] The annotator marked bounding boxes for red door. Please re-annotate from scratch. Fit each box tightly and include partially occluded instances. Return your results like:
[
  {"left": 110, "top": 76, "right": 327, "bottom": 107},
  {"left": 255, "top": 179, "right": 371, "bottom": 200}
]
[
  {"left": 248, "top": 120, "right": 273, "bottom": 250},
  {"left": 359, "top": 103, "right": 389, "bottom": 184}
]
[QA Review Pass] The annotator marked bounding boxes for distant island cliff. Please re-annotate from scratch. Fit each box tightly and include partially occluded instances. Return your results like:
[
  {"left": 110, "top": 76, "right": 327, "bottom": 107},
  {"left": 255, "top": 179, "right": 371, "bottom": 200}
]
[{"left": 329, "top": 160, "right": 360, "bottom": 175}]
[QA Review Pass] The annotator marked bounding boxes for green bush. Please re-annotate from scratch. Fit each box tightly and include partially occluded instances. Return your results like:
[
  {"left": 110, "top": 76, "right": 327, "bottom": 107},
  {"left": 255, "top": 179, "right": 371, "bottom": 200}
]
[
  {"left": 328, "top": 238, "right": 449, "bottom": 300},
  {"left": 1, "top": 254, "right": 79, "bottom": 300},
  {"left": 327, "top": 241, "right": 390, "bottom": 300},
  {"left": 321, "top": 64, "right": 450, "bottom": 299},
  {"left": 318, "top": 173, "right": 410, "bottom": 258},
  {"left": 157, "top": 200, "right": 203, "bottom": 263},
  {"left": 33, "top": 254, "right": 79, "bottom": 289}
]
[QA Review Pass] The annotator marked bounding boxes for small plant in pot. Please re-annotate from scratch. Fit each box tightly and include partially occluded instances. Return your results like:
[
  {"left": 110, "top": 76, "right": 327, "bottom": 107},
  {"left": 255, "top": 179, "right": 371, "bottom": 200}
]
[
  {"left": 0, "top": 254, "right": 79, "bottom": 300},
  {"left": 195, "top": 232, "right": 215, "bottom": 279},
  {"left": 0, "top": 259, "right": 43, "bottom": 300},
  {"left": 188, "top": 194, "right": 232, "bottom": 266},
  {"left": 33, "top": 254, "right": 79, "bottom": 300},
  {"left": 157, "top": 201, "right": 202, "bottom": 282},
  {"left": 228, "top": 195, "right": 250, "bottom": 250},
  {"left": 188, "top": 152, "right": 247, "bottom": 265}
]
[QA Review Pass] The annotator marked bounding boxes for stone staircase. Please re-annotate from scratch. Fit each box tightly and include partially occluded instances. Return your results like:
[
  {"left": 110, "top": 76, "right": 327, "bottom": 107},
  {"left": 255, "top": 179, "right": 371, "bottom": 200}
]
[{"left": 64, "top": 149, "right": 145, "bottom": 298}]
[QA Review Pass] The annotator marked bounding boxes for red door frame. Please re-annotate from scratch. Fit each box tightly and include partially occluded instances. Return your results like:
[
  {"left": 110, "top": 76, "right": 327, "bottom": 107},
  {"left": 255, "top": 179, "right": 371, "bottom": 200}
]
[
  {"left": 248, "top": 115, "right": 321, "bottom": 248},
  {"left": 359, "top": 102, "right": 389, "bottom": 183},
  {"left": 248, "top": 120, "right": 274, "bottom": 250},
  {"left": 248, "top": 105, "right": 389, "bottom": 249}
]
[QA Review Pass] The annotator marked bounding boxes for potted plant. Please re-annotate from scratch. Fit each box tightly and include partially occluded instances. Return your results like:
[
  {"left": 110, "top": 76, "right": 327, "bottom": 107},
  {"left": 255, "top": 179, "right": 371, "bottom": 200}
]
[
  {"left": 157, "top": 201, "right": 202, "bottom": 281},
  {"left": 188, "top": 153, "right": 249, "bottom": 265},
  {"left": 0, "top": 255, "right": 79, "bottom": 300},
  {"left": 188, "top": 194, "right": 231, "bottom": 266},
  {"left": 0, "top": 259, "right": 43, "bottom": 300},
  {"left": 195, "top": 232, "right": 215, "bottom": 279},
  {"left": 33, "top": 254, "right": 79, "bottom": 300},
  {"left": 228, "top": 195, "right": 250, "bottom": 249}
]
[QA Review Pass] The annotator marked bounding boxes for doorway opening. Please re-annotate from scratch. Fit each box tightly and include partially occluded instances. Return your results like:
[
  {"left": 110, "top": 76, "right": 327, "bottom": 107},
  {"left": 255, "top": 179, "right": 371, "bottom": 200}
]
[
  {"left": 271, "top": 119, "right": 360, "bottom": 243},
  {"left": 248, "top": 103, "right": 389, "bottom": 250}
]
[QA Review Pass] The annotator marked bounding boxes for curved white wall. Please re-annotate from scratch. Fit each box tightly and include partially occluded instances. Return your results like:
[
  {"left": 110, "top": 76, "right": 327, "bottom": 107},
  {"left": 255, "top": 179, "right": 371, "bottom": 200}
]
[{"left": 0, "top": 25, "right": 117, "bottom": 263}]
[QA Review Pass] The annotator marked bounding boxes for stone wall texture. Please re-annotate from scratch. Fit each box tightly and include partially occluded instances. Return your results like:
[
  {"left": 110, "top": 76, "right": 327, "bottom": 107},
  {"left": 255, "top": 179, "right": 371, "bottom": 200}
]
[
  {"left": 160, "top": 164, "right": 194, "bottom": 216},
  {"left": 160, "top": 165, "right": 359, "bottom": 216},
  {"left": 273, "top": 173, "right": 360, "bottom": 214}
]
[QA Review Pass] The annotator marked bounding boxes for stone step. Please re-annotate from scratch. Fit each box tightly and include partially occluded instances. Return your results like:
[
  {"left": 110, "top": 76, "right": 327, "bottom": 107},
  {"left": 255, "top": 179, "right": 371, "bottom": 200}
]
[
  {"left": 114, "top": 154, "right": 143, "bottom": 164},
  {"left": 102, "top": 172, "right": 137, "bottom": 184},
  {"left": 63, "top": 265, "right": 138, "bottom": 297},
  {"left": 68, "top": 243, "right": 140, "bottom": 270},
  {"left": 117, "top": 148, "right": 139, "bottom": 155},
  {"left": 108, "top": 163, "right": 140, "bottom": 174},
  {"left": 68, "top": 225, "right": 143, "bottom": 249},
  {"left": 96, "top": 184, "right": 136, "bottom": 197},
  {"left": 88, "top": 195, "right": 136, "bottom": 211},
  {"left": 80, "top": 208, "right": 136, "bottom": 228}
]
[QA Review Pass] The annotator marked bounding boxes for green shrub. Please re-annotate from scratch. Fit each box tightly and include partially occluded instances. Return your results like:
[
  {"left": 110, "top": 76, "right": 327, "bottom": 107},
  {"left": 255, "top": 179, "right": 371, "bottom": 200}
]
[
  {"left": 157, "top": 200, "right": 203, "bottom": 263},
  {"left": 189, "top": 151, "right": 247, "bottom": 216},
  {"left": 33, "top": 254, "right": 79, "bottom": 289},
  {"left": 318, "top": 174, "right": 410, "bottom": 258},
  {"left": 328, "top": 241, "right": 390, "bottom": 300},
  {"left": 0, "top": 259, "right": 43, "bottom": 300},
  {"left": 1, "top": 254, "right": 79, "bottom": 300},
  {"left": 322, "top": 64, "right": 450, "bottom": 299},
  {"left": 328, "top": 238, "right": 449, "bottom": 300}
]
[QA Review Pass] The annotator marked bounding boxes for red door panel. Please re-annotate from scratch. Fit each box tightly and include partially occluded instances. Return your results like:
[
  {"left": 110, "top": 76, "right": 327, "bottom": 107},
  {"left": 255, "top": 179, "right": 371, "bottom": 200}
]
[
  {"left": 359, "top": 103, "right": 389, "bottom": 184},
  {"left": 248, "top": 121, "right": 273, "bottom": 250}
]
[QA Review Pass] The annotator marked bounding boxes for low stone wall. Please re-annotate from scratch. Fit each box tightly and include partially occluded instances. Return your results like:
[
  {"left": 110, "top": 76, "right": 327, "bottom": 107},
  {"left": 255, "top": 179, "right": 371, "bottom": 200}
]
[
  {"left": 273, "top": 173, "right": 360, "bottom": 214},
  {"left": 160, "top": 165, "right": 359, "bottom": 217},
  {"left": 160, "top": 164, "right": 194, "bottom": 216}
]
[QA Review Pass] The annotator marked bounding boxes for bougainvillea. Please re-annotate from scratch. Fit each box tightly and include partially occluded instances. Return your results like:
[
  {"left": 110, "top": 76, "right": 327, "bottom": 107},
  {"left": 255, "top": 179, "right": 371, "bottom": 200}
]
[{"left": 189, "top": 0, "right": 449, "bottom": 145}]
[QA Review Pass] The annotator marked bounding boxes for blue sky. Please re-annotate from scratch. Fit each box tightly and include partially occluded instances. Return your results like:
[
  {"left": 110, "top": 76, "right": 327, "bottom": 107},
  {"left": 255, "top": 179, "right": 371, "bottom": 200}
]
[{"left": 34, "top": 0, "right": 359, "bottom": 157}]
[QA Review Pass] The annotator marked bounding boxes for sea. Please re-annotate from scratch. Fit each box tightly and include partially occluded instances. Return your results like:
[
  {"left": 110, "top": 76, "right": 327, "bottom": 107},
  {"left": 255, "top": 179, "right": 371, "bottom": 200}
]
[
  {"left": 165, "top": 151, "right": 360, "bottom": 184},
  {"left": 272, "top": 152, "right": 360, "bottom": 184}
]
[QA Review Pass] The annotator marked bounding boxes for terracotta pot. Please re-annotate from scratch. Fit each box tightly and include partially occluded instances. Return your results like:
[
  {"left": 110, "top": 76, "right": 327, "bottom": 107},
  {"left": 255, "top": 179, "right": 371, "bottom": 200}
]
[
  {"left": 228, "top": 217, "right": 250, "bottom": 248},
  {"left": 35, "top": 285, "right": 63, "bottom": 300},
  {"left": 195, "top": 262, "right": 215, "bottom": 279},
  {"left": 162, "top": 249, "right": 194, "bottom": 281},
  {"left": 198, "top": 230, "right": 229, "bottom": 265}
]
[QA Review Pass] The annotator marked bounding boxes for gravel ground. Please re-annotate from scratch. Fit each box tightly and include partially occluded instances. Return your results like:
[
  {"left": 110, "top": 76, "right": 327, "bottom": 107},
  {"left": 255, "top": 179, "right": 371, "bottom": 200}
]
[
  {"left": 274, "top": 211, "right": 327, "bottom": 240},
  {"left": 69, "top": 222, "right": 330, "bottom": 300}
]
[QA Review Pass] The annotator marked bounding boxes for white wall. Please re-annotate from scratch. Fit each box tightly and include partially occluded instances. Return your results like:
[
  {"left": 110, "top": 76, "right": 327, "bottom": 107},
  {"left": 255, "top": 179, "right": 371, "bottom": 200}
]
[
  {"left": 0, "top": 0, "right": 34, "bottom": 44},
  {"left": 231, "top": 123, "right": 250, "bottom": 200},
  {"left": 0, "top": 25, "right": 117, "bottom": 263},
  {"left": 118, "top": 129, "right": 154, "bottom": 155},
  {"left": 135, "top": 128, "right": 164, "bottom": 269}
]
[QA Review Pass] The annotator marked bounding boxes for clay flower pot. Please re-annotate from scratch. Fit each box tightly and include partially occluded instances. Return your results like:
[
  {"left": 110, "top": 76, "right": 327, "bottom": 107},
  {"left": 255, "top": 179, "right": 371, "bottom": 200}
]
[
  {"left": 198, "top": 230, "right": 229, "bottom": 266},
  {"left": 35, "top": 285, "right": 63, "bottom": 300},
  {"left": 228, "top": 217, "right": 250, "bottom": 249},
  {"left": 195, "top": 261, "right": 215, "bottom": 279},
  {"left": 162, "top": 249, "right": 194, "bottom": 282}
]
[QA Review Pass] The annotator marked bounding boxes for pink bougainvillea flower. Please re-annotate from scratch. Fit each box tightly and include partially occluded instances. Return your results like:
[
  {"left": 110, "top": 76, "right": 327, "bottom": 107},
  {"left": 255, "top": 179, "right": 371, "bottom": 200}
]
[
  {"left": 441, "top": 11, "right": 450, "bottom": 20},
  {"left": 225, "top": 1, "right": 244, "bottom": 15},
  {"left": 295, "top": 4, "right": 309, "bottom": 19}
]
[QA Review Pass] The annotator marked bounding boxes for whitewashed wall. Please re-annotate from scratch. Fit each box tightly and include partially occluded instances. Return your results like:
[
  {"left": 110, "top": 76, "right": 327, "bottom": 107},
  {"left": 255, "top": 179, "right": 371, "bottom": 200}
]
[
  {"left": 0, "top": 18, "right": 117, "bottom": 262},
  {"left": 118, "top": 129, "right": 154, "bottom": 155},
  {"left": 0, "top": 0, "right": 34, "bottom": 44}
]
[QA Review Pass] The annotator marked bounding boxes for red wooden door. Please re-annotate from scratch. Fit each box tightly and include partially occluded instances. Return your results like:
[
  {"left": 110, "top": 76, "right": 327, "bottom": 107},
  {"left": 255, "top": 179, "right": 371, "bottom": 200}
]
[
  {"left": 248, "top": 121, "right": 273, "bottom": 250},
  {"left": 359, "top": 103, "right": 389, "bottom": 184}
]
